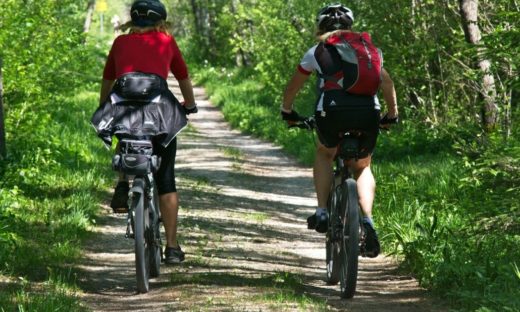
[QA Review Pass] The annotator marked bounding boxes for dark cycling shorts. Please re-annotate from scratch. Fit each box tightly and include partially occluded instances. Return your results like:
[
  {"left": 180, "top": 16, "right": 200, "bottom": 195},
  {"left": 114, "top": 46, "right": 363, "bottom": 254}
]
[
  {"left": 153, "top": 137, "right": 177, "bottom": 195},
  {"left": 315, "top": 108, "right": 380, "bottom": 158}
]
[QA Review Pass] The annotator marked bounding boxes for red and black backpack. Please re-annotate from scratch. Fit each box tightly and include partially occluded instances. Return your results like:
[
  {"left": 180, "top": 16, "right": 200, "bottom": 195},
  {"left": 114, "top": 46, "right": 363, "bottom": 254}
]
[{"left": 316, "top": 31, "right": 382, "bottom": 96}]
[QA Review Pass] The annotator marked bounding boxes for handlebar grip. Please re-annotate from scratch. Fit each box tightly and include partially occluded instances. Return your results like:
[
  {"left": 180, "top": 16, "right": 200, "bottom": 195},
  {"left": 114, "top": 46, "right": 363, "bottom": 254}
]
[{"left": 380, "top": 114, "right": 399, "bottom": 125}]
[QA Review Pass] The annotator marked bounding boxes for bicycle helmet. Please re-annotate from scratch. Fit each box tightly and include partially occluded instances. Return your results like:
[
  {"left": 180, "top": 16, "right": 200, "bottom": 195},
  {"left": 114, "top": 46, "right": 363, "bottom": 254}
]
[
  {"left": 130, "top": 0, "right": 167, "bottom": 27},
  {"left": 316, "top": 3, "right": 354, "bottom": 32}
]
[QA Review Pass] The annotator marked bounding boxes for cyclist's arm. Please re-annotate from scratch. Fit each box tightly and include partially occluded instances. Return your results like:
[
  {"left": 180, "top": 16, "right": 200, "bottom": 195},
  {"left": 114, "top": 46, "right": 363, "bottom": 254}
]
[
  {"left": 282, "top": 70, "right": 310, "bottom": 112},
  {"left": 99, "top": 79, "right": 115, "bottom": 105},
  {"left": 381, "top": 68, "right": 398, "bottom": 118},
  {"left": 178, "top": 78, "right": 196, "bottom": 109}
]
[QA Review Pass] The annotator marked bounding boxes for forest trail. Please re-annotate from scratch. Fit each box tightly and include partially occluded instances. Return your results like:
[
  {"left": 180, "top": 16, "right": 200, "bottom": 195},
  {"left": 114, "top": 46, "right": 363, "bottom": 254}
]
[{"left": 77, "top": 79, "right": 446, "bottom": 311}]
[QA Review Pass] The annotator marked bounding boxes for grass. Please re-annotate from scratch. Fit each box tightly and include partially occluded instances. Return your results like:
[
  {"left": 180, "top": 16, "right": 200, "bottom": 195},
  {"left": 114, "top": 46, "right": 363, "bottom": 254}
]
[
  {"left": 243, "top": 212, "right": 269, "bottom": 224},
  {"left": 220, "top": 146, "right": 244, "bottom": 171},
  {"left": 0, "top": 90, "right": 113, "bottom": 310},
  {"left": 0, "top": 269, "right": 88, "bottom": 312},
  {"left": 190, "top": 64, "right": 520, "bottom": 311},
  {"left": 168, "top": 271, "right": 329, "bottom": 311}
]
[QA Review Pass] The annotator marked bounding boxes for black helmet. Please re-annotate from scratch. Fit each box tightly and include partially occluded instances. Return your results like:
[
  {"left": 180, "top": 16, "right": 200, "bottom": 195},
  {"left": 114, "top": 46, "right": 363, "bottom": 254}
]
[
  {"left": 316, "top": 3, "right": 354, "bottom": 32},
  {"left": 131, "top": 0, "right": 167, "bottom": 27}
]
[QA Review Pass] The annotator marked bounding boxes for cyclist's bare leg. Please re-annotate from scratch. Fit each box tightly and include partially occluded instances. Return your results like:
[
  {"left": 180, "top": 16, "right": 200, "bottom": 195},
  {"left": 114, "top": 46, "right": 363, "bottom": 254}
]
[
  {"left": 159, "top": 192, "right": 180, "bottom": 248},
  {"left": 346, "top": 156, "right": 375, "bottom": 218},
  {"left": 314, "top": 143, "right": 337, "bottom": 208}
]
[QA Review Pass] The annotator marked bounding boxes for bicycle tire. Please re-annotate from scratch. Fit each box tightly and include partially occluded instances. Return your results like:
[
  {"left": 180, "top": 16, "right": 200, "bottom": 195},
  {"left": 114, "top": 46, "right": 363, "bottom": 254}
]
[
  {"left": 148, "top": 186, "right": 161, "bottom": 278},
  {"left": 326, "top": 184, "right": 341, "bottom": 284},
  {"left": 339, "top": 178, "right": 360, "bottom": 299},
  {"left": 133, "top": 190, "right": 150, "bottom": 293}
]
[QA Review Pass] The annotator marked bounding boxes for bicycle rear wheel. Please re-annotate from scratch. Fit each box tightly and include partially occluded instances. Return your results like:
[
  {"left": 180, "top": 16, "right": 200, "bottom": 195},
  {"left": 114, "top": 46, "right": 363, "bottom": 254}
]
[
  {"left": 148, "top": 186, "right": 161, "bottom": 278},
  {"left": 326, "top": 185, "right": 341, "bottom": 284},
  {"left": 339, "top": 178, "right": 360, "bottom": 299},
  {"left": 133, "top": 191, "right": 150, "bottom": 293}
]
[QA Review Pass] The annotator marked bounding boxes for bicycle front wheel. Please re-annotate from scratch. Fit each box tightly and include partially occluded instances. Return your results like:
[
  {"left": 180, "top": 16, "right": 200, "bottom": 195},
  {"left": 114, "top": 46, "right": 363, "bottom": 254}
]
[
  {"left": 339, "top": 178, "right": 360, "bottom": 299},
  {"left": 326, "top": 185, "right": 341, "bottom": 284},
  {"left": 133, "top": 191, "right": 150, "bottom": 293},
  {"left": 148, "top": 186, "right": 161, "bottom": 278}
]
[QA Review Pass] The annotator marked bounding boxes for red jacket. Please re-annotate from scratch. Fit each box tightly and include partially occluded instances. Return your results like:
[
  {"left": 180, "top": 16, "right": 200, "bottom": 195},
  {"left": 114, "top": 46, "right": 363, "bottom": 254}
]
[{"left": 103, "top": 31, "right": 188, "bottom": 81}]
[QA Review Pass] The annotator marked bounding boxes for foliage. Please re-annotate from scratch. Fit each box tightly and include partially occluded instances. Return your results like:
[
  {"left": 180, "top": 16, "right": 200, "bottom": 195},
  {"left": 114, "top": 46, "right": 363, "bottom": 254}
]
[
  {"left": 0, "top": 0, "right": 518, "bottom": 310},
  {"left": 190, "top": 63, "right": 316, "bottom": 164},
  {"left": 181, "top": 0, "right": 520, "bottom": 309},
  {"left": 0, "top": 0, "right": 113, "bottom": 309},
  {"left": 0, "top": 271, "right": 88, "bottom": 311},
  {"left": 193, "top": 62, "right": 520, "bottom": 310},
  {"left": 174, "top": 0, "right": 519, "bottom": 132}
]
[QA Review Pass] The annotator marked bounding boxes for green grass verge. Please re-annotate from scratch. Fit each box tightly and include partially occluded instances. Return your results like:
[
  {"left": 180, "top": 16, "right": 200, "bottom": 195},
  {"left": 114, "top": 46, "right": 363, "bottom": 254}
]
[
  {"left": 0, "top": 90, "right": 112, "bottom": 310},
  {"left": 190, "top": 64, "right": 520, "bottom": 311}
]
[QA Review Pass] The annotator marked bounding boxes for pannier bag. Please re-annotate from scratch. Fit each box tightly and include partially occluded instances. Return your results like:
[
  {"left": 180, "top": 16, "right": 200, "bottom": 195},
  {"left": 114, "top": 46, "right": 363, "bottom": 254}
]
[
  {"left": 113, "top": 72, "right": 167, "bottom": 100},
  {"left": 112, "top": 139, "right": 161, "bottom": 175},
  {"left": 318, "top": 32, "right": 382, "bottom": 96}
]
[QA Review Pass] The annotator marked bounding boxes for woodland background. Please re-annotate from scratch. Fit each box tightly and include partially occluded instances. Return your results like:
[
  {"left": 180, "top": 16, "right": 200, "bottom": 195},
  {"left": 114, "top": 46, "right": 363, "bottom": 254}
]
[{"left": 0, "top": 0, "right": 518, "bottom": 311}]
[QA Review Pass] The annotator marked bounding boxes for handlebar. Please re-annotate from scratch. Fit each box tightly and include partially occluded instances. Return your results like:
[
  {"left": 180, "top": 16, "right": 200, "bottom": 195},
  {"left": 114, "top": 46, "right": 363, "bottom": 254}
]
[{"left": 288, "top": 114, "right": 397, "bottom": 131}]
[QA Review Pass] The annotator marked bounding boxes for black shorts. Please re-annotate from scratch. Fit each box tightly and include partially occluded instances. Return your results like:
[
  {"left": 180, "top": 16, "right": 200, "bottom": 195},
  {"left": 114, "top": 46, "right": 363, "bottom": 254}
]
[
  {"left": 315, "top": 108, "right": 380, "bottom": 158},
  {"left": 153, "top": 137, "right": 177, "bottom": 195}
]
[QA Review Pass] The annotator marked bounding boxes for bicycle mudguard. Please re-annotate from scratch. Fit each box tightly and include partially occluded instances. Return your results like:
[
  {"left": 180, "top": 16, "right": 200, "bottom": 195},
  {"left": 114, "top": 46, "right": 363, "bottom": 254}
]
[{"left": 129, "top": 178, "right": 146, "bottom": 195}]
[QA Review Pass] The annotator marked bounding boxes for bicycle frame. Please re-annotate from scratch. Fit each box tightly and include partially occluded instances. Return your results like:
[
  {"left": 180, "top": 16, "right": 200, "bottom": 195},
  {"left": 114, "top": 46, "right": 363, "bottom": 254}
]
[
  {"left": 328, "top": 153, "right": 364, "bottom": 233},
  {"left": 292, "top": 117, "right": 371, "bottom": 298}
]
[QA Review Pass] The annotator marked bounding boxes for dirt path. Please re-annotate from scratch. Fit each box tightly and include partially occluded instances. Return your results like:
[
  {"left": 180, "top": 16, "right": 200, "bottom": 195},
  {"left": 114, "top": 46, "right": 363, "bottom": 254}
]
[{"left": 77, "top": 80, "right": 446, "bottom": 311}]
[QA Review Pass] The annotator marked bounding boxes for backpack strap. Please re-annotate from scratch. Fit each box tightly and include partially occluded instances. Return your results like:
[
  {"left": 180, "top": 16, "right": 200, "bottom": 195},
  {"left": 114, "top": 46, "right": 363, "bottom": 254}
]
[{"left": 315, "top": 42, "right": 344, "bottom": 91}]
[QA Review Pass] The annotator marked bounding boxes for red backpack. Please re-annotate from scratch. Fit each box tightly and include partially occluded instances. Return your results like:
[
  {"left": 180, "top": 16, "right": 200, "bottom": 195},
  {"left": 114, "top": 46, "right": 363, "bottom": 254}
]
[{"left": 318, "top": 32, "right": 382, "bottom": 96}]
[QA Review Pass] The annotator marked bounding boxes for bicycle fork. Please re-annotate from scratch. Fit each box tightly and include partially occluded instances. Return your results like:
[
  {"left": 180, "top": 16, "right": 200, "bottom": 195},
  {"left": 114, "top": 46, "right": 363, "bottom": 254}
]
[
  {"left": 125, "top": 192, "right": 135, "bottom": 239},
  {"left": 125, "top": 179, "right": 146, "bottom": 239}
]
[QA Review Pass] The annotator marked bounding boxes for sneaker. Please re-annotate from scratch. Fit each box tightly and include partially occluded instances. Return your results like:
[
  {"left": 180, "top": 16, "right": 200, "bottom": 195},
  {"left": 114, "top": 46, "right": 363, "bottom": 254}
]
[
  {"left": 307, "top": 211, "right": 328, "bottom": 233},
  {"left": 110, "top": 181, "right": 129, "bottom": 213},
  {"left": 164, "top": 246, "right": 185, "bottom": 264},
  {"left": 362, "top": 221, "right": 380, "bottom": 258}
]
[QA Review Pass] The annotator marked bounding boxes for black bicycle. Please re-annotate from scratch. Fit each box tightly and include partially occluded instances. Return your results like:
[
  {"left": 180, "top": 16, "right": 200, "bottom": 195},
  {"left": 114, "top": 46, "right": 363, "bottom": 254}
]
[
  {"left": 292, "top": 117, "right": 369, "bottom": 299},
  {"left": 325, "top": 132, "right": 364, "bottom": 299},
  {"left": 112, "top": 138, "right": 162, "bottom": 293}
]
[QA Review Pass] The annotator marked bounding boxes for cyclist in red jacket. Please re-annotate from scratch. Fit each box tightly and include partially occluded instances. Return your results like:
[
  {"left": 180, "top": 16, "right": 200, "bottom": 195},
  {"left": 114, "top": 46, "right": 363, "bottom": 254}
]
[
  {"left": 281, "top": 4, "right": 398, "bottom": 257},
  {"left": 99, "top": 0, "right": 196, "bottom": 264}
]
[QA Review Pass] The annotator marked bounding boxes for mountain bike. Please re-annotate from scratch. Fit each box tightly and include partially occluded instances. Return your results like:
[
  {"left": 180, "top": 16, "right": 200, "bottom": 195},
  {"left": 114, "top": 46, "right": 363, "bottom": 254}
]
[
  {"left": 112, "top": 138, "right": 163, "bottom": 293},
  {"left": 292, "top": 117, "right": 369, "bottom": 299}
]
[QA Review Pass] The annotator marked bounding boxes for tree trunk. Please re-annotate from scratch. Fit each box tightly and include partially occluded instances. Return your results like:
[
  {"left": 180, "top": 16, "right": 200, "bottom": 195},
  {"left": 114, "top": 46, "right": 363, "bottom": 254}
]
[
  {"left": 230, "top": 0, "right": 249, "bottom": 67},
  {"left": 459, "top": 0, "right": 498, "bottom": 130},
  {"left": 190, "top": 0, "right": 214, "bottom": 60},
  {"left": 190, "top": 0, "right": 203, "bottom": 36},
  {"left": 83, "top": 0, "right": 96, "bottom": 33},
  {"left": 0, "top": 57, "right": 6, "bottom": 158}
]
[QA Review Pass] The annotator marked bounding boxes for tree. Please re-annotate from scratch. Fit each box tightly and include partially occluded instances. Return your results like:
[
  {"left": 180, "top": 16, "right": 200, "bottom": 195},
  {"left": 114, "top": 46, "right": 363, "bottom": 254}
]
[
  {"left": 0, "top": 56, "right": 5, "bottom": 158},
  {"left": 83, "top": 0, "right": 96, "bottom": 34},
  {"left": 459, "top": 0, "right": 498, "bottom": 130}
]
